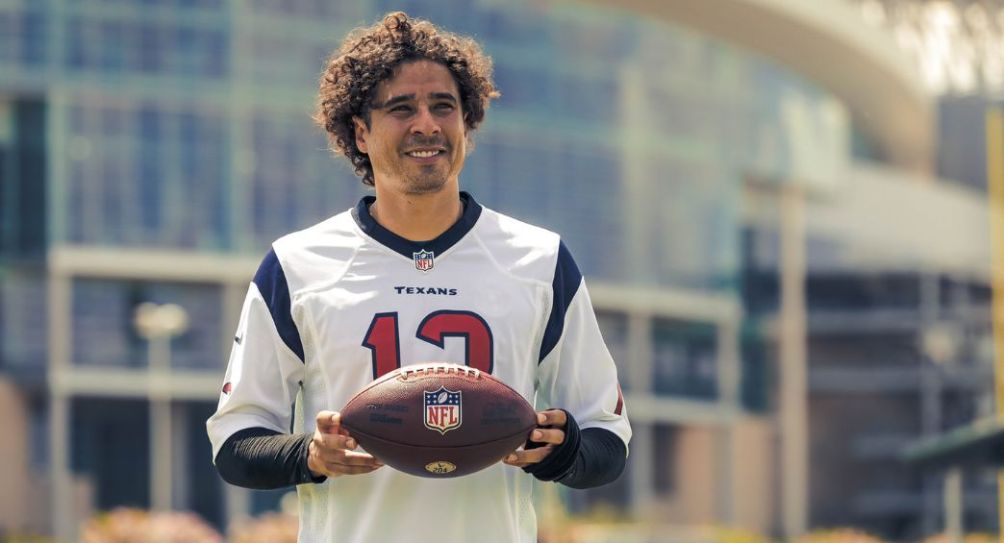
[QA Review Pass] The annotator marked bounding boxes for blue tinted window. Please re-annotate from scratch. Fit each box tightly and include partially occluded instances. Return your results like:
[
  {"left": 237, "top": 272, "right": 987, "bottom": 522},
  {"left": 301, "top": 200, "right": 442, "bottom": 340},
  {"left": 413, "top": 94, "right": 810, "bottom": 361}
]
[
  {"left": 549, "top": 143, "right": 621, "bottom": 279},
  {"left": 651, "top": 318, "right": 718, "bottom": 399},
  {"left": 137, "top": 107, "right": 162, "bottom": 233},
  {"left": 482, "top": 138, "right": 554, "bottom": 221},
  {"left": 138, "top": 22, "right": 161, "bottom": 72},
  {"left": 101, "top": 156, "right": 124, "bottom": 244},
  {"left": 175, "top": 112, "right": 228, "bottom": 249},
  {"left": 178, "top": 0, "right": 222, "bottom": 9},
  {"left": 477, "top": 7, "right": 548, "bottom": 46},
  {"left": 101, "top": 105, "right": 124, "bottom": 136},
  {"left": 138, "top": 106, "right": 160, "bottom": 142},
  {"left": 0, "top": 271, "right": 48, "bottom": 370},
  {"left": 99, "top": 20, "right": 124, "bottom": 72},
  {"left": 65, "top": 18, "right": 86, "bottom": 68},
  {"left": 72, "top": 279, "right": 223, "bottom": 369},
  {"left": 71, "top": 399, "right": 150, "bottom": 510},
  {"left": 554, "top": 73, "right": 618, "bottom": 125},
  {"left": 22, "top": 11, "right": 47, "bottom": 66},
  {"left": 203, "top": 30, "right": 228, "bottom": 77},
  {"left": 179, "top": 112, "right": 198, "bottom": 176},
  {"left": 0, "top": 13, "right": 13, "bottom": 62},
  {"left": 72, "top": 280, "right": 135, "bottom": 367},
  {"left": 67, "top": 162, "right": 87, "bottom": 243},
  {"left": 245, "top": 113, "right": 361, "bottom": 248},
  {"left": 493, "top": 63, "right": 552, "bottom": 113}
]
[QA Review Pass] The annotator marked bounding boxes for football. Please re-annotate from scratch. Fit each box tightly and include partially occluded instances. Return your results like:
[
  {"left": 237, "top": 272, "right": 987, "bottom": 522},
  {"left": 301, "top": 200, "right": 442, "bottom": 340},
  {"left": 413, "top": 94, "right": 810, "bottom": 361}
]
[{"left": 339, "top": 362, "right": 537, "bottom": 478}]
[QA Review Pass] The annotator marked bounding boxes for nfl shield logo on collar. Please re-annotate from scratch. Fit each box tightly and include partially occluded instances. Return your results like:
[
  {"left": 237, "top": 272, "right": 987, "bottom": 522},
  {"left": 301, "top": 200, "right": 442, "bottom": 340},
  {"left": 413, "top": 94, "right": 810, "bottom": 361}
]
[
  {"left": 424, "top": 387, "right": 462, "bottom": 434},
  {"left": 413, "top": 249, "right": 434, "bottom": 272}
]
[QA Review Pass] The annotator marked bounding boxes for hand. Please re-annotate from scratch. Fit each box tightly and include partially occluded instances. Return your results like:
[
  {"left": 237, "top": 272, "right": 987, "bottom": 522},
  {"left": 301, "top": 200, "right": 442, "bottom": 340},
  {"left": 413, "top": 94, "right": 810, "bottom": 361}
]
[
  {"left": 502, "top": 409, "right": 567, "bottom": 468},
  {"left": 307, "top": 410, "right": 384, "bottom": 478}
]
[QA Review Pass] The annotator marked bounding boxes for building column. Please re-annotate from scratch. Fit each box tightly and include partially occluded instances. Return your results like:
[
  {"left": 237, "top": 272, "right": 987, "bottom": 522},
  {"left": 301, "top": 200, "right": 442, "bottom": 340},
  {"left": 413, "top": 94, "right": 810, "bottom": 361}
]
[
  {"left": 171, "top": 402, "right": 189, "bottom": 510},
  {"left": 49, "top": 394, "right": 72, "bottom": 541},
  {"left": 944, "top": 467, "right": 963, "bottom": 543},
  {"left": 47, "top": 269, "right": 75, "bottom": 541},
  {"left": 629, "top": 423, "right": 655, "bottom": 514},
  {"left": 149, "top": 337, "right": 173, "bottom": 512},
  {"left": 717, "top": 318, "right": 741, "bottom": 524},
  {"left": 779, "top": 183, "right": 808, "bottom": 538}
]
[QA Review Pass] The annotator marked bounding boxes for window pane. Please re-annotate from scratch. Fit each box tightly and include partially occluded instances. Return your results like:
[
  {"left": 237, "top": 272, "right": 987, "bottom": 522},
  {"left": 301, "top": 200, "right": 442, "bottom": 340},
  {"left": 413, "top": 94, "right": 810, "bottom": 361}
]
[
  {"left": 651, "top": 317, "right": 718, "bottom": 399},
  {"left": 72, "top": 279, "right": 223, "bottom": 370}
]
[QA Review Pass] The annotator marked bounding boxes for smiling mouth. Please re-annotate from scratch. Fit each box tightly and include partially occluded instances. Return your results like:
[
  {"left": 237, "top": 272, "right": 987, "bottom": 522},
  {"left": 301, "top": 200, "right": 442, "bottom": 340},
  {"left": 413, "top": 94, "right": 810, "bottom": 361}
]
[{"left": 405, "top": 149, "right": 444, "bottom": 158}]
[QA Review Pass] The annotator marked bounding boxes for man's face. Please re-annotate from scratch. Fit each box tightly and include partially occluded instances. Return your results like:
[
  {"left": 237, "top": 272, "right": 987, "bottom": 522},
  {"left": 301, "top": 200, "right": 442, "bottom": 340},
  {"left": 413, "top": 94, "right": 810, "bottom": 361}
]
[{"left": 354, "top": 60, "right": 467, "bottom": 195}]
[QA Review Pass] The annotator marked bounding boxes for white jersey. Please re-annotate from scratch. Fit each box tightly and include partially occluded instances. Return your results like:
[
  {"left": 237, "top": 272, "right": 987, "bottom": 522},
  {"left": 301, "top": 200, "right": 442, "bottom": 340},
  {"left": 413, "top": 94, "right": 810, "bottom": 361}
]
[{"left": 207, "top": 192, "right": 631, "bottom": 543}]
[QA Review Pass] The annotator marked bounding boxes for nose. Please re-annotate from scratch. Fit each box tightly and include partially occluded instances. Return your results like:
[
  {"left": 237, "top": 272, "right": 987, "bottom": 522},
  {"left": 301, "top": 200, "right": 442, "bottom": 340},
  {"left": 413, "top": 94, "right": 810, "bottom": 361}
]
[{"left": 410, "top": 105, "right": 441, "bottom": 136}]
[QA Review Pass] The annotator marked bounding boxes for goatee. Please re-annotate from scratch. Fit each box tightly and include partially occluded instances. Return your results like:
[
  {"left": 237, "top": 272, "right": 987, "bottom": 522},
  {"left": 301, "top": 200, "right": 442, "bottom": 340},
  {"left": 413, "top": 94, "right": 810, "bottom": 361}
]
[{"left": 402, "top": 171, "right": 448, "bottom": 195}]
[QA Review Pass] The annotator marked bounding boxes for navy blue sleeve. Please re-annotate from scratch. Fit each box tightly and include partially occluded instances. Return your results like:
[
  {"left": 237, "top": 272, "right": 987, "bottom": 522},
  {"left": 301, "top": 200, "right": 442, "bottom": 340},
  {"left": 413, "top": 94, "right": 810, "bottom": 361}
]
[
  {"left": 214, "top": 427, "right": 324, "bottom": 489},
  {"left": 253, "top": 249, "right": 305, "bottom": 363},
  {"left": 522, "top": 411, "right": 627, "bottom": 489},
  {"left": 538, "top": 241, "right": 582, "bottom": 362}
]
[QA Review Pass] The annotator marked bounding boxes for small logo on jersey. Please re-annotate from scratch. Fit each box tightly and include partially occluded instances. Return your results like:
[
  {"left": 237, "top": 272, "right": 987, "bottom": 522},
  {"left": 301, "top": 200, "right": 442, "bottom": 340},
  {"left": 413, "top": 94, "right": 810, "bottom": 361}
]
[
  {"left": 425, "top": 460, "right": 457, "bottom": 474},
  {"left": 413, "top": 249, "right": 434, "bottom": 272},
  {"left": 222, "top": 382, "right": 232, "bottom": 395},
  {"left": 424, "top": 387, "right": 462, "bottom": 434}
]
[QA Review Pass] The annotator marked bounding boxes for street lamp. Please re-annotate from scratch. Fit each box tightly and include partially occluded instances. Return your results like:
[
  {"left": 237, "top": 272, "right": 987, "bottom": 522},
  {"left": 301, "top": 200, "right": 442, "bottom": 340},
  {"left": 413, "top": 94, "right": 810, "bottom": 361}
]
[{"left": 133, "top": 302, "right": 189, "bottom": 512}]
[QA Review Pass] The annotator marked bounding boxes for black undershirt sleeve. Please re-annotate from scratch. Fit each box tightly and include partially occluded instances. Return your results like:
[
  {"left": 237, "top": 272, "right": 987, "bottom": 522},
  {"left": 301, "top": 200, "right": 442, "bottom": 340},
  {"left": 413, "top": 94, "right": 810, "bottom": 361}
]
[
  {"left": 521, "top": 410, "right": 627, "bottom": 489},
  {"left": 214, "top": 427, "right": 325, "bottom": 489}
]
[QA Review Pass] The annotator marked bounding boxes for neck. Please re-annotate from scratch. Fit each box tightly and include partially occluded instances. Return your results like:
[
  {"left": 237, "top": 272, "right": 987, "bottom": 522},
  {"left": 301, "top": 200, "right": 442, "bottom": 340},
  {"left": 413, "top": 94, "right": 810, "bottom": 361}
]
[{"left": 369, "top": 187, "right": 463, "bottom": 242}]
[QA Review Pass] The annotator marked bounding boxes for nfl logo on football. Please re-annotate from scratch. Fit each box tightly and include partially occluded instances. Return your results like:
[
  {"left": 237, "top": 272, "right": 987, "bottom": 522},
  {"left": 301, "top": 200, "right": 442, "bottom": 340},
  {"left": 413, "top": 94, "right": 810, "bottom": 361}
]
[
  {"left": 424, "top": 387, "right": 462, "bottom": 435},
  {"left": 413, "top": 249, "right": 434, "bottom": 272}
]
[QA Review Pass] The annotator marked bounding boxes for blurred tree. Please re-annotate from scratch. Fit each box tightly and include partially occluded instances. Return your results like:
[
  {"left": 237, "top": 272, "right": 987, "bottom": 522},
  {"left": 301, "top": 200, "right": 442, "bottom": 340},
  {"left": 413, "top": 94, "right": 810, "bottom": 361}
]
[
  {"left": 227, "top": 513, "right": 298, "bottom": 543},
  {"left": 79, "top": 508, "right": 221, "bottom": 543}
]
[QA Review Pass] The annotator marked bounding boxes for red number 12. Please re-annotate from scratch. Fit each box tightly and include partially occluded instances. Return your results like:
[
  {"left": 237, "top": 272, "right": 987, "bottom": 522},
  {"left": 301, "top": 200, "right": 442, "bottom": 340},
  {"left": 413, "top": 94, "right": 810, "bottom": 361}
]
[{"left": 362, "top": 310, "right": 494, "bottom": 378}]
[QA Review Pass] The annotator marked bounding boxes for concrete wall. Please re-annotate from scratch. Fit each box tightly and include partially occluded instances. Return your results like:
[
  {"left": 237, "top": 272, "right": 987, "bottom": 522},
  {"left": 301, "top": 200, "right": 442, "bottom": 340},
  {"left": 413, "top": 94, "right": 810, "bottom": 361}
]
[{"left": 0, "top": 378, "right": 32, "bottom": 534}]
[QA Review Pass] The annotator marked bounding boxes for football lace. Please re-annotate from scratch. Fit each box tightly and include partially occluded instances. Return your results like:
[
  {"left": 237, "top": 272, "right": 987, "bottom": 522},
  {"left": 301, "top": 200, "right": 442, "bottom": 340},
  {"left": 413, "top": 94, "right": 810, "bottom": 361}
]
[{"left": 400, "top": 364, "right": 481, "bottom": 380}]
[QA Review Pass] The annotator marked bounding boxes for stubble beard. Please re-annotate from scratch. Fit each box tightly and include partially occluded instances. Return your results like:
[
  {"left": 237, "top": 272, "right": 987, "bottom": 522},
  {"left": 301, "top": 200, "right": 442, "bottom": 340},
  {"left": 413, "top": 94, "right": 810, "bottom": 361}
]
[
  {"left": 401, "top": 164, "right": 449, "bottom": 195},
  {"left": 399, "top": 148, "right": 464, "bottom": 195}
]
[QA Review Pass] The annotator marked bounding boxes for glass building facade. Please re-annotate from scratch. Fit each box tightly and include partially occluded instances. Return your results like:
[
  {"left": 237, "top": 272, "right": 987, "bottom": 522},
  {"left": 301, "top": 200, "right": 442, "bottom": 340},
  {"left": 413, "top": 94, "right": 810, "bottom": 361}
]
[
  {"left": 2, "top": 0, "right": 843, "bottom": 279},
  {"left": 0, "top": 0, "right": 860, "bottom": 537}
]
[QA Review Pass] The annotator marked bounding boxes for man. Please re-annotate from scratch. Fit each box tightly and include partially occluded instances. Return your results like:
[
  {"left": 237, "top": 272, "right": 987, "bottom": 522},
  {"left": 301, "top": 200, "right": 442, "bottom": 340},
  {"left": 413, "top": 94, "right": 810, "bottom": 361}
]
[{"left": 207, "top": 12, "right": 630, "bottom": 543}]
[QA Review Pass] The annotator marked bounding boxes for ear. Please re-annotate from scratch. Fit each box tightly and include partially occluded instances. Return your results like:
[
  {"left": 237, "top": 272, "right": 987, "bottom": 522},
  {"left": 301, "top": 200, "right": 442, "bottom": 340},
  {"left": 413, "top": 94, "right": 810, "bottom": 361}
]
[{"left": 352, "top": 116, "right": 369, "bottom": 154}]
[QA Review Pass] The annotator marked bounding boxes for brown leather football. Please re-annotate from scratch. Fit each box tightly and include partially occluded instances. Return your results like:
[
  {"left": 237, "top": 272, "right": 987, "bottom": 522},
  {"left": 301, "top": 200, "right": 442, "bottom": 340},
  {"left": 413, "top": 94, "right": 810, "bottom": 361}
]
[{"left": 340, "top": 362, "right": 537, "bottom": 478}]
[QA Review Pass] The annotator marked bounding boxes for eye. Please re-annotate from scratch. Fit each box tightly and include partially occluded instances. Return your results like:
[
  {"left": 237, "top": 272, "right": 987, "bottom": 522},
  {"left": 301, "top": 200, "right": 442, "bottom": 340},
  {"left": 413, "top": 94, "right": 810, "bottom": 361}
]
[{"left": 389, "top": 104, "right": 413, "bottom": 114}]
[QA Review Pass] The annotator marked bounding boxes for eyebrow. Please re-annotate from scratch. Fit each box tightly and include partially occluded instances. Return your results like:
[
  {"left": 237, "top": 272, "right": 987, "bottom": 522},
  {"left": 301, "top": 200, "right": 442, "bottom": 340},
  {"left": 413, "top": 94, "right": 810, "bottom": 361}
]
[
  {"left": 373, "top": 92, "right": 459, "bottom": 110},
  {"left": 430, "top": 92, "right": 459, "bottom": 104}
]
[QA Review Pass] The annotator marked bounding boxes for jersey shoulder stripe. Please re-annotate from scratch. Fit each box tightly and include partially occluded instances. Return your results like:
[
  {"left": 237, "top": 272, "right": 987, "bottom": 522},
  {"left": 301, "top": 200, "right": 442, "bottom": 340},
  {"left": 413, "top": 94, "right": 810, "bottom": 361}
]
[
  {"left": 475, "top": 207, "right": 561, "bottom": 281},
  {"left": 259, "top": 210, "right": 363, "bottom": 363},
  {"left": 538, "top": 241, "right": 582, "bottom": 362},
  {"left": 472, "top": 207, "right": 581, "bottom": 363},
  {"left": 252, "top": 249, "right": 305, "bottom": 363},
  {"left": 271, "top": 211, "right": 363, "bottom": 294}
]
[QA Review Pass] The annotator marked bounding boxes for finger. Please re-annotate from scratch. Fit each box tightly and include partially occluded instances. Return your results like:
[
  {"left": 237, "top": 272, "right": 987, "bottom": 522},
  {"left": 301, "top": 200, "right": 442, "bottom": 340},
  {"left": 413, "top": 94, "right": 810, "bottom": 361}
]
[
  {"left": 316, "top": 449, "right": 383, "bottom": 467},
  {"left": 537, "top": 409, "right": 567, "bottom": 428},
  {"left": 342, "top": 450, "right": 384, "bottom": 465},
  {"left": 311, "top": 444, "right": 384, "bottom": 472},
  {"left": 315, "top": 462, "right": 385, "bottom": 477},
  {"left": 315, "top": 411, "right": 341, "bottom": 434},
  {"left": 314, "top": 432, "right": 357, "bottom": 451},
  {"left": 503, "top": 446, "right": 554, "bottom": 467},
  {"left": 528, "top": 428, "right": 565, "bottom": 446}
]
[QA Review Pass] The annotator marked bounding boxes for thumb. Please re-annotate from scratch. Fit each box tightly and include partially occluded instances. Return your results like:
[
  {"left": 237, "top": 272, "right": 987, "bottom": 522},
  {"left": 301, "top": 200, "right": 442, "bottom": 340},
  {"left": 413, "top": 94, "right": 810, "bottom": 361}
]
[{"left": 315, "top": 410, "right": 341, "bottom": 434}]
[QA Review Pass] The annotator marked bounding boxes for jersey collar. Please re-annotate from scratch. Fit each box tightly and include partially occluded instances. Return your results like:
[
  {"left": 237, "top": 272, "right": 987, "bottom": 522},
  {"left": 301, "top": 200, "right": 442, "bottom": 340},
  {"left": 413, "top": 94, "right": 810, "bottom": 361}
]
[{"left": 352, "top": 191, "right": 483, "bottom": 260}]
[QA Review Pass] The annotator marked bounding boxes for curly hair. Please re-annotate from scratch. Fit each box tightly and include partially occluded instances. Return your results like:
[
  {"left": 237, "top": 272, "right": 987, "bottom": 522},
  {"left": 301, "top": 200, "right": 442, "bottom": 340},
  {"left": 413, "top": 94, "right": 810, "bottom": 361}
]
[{"left": 314, "top": 12, "right": 500, "bottom": 186}]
